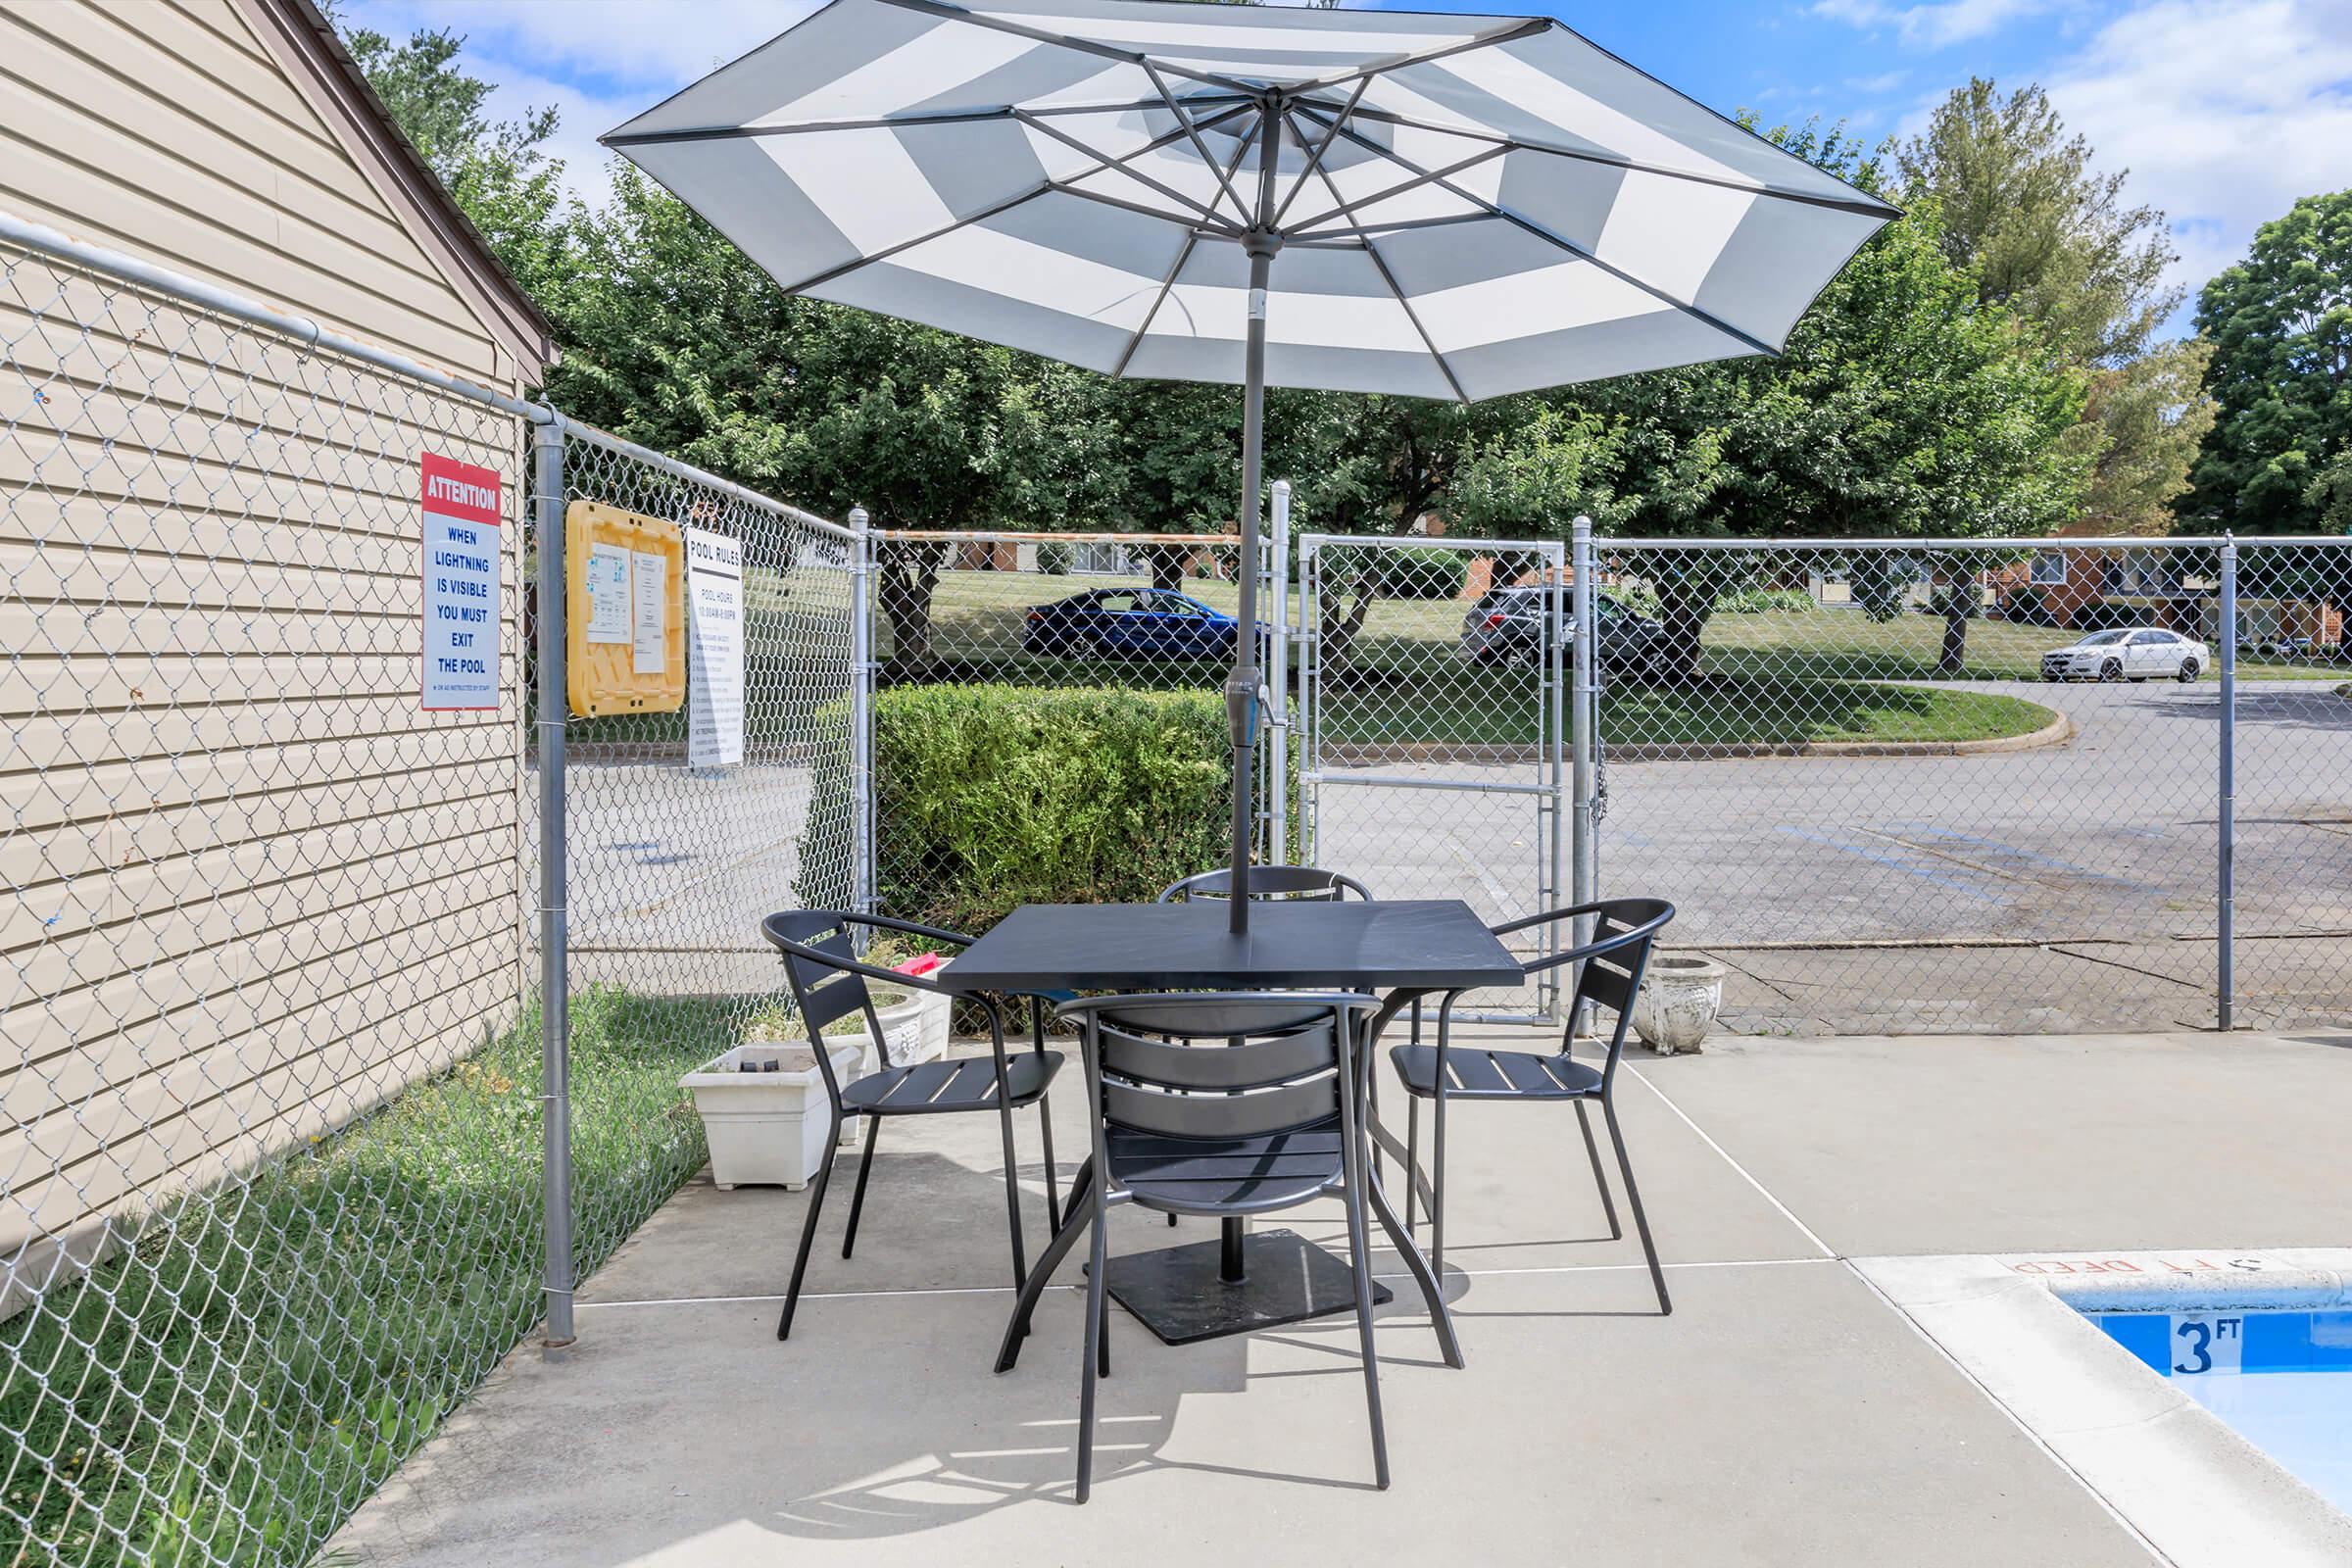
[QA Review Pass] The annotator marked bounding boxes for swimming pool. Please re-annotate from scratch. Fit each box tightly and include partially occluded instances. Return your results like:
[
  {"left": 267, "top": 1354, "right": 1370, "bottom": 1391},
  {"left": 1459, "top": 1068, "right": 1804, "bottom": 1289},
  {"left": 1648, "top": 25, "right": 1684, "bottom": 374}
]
[{"left": 2093, "top": 1308, "right": 2352, "bottom": 1515}]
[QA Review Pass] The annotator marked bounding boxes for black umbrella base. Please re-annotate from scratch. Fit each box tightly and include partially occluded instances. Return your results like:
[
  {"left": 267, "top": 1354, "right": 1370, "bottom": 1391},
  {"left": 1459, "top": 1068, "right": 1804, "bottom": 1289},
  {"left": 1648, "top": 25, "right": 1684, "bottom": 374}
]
[{"left": 1102, "top": 1226, "right": 1394, "bottom": 1346}]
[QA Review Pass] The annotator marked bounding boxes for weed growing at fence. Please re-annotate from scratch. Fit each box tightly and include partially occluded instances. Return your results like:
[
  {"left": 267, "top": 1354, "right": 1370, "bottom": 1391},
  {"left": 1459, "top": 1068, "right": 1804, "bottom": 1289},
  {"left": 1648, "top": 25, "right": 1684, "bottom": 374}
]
[{"left": 0, "top": 988, "right": 726, "bottom": 1568}]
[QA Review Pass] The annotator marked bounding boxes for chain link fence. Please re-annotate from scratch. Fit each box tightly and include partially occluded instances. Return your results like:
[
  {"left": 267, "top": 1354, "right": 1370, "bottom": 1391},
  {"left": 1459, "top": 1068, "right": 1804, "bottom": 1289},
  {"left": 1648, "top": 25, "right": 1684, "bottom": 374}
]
[
  {"left": 1578, "top": 536, "right": 2352, "bottom": 1035},
  {"left": 1297, "top": 532, "right": 1564, "bottom": 1017},
  {"left": 0, "top": 218, "right": 858, "bottom": 1568},
  {"left": 861, "top": 526, "right": 1285, "bottom": 936}
]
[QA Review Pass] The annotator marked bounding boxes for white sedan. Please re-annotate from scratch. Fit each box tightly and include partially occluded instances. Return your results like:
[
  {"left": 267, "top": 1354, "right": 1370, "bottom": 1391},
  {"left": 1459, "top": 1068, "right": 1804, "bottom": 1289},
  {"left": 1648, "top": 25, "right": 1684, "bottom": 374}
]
[{"left": 2038, "top": 627, "right": 2210, "bottom": 682}]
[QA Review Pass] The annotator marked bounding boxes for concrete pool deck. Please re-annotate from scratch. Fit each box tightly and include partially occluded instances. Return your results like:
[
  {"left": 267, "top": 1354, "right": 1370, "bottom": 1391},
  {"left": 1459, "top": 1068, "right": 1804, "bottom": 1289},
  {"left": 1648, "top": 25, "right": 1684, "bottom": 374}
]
[{"left": 330, "top": 1027, "right": 2352, "bottom": 1567}]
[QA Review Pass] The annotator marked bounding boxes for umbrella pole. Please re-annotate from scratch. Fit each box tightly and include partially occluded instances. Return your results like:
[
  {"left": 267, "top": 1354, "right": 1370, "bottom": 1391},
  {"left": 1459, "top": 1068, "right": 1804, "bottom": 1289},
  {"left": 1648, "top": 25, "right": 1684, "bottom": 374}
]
[{"left": 1226, "top": 234, "right": 1275, "bottom": 935}]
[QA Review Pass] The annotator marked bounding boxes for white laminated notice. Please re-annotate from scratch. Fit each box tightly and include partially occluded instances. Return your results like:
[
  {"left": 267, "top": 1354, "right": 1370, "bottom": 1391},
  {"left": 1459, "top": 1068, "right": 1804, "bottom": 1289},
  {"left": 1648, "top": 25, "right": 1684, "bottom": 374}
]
[
  {"left": 685, "top": 526, "right": 744, "bottom": 767},
  {"left": 631, "top": 550, "right": 667, "bottom": 674},
  {"left": 585, "top": 544, "right": 630, "bottom": 644}
]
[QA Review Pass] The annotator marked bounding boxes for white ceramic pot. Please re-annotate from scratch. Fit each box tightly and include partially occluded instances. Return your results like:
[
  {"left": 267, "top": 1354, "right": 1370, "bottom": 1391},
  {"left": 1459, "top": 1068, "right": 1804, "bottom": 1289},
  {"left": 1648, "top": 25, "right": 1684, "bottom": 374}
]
[
  {"left": 682, "top": 1042, "right": 864, "bottom": 1190},
  {"left": 1631, "top": 955, "right": 1727, "bottom": 1054}
]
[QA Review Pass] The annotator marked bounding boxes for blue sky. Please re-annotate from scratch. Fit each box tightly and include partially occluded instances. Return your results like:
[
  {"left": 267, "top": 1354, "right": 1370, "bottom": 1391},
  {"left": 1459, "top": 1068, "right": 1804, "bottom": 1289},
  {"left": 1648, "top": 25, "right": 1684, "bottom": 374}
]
[{"left": 343, "top": 0, "right": 2352, "bottom": 333}]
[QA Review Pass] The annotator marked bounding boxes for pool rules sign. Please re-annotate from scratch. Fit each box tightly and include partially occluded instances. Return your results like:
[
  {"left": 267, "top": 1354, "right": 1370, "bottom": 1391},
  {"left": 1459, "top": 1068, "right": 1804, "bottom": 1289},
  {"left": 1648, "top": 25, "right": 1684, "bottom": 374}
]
[{"left": 419, "top": 454, "right": 502, "bottom": 710}]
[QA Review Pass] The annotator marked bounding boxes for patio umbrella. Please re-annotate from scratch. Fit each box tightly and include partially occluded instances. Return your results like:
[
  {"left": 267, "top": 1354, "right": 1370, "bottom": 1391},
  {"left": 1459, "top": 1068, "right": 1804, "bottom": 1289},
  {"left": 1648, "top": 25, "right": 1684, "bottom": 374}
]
[{"left": 605, "top": 0, "right": 1897, "bottom": 934}]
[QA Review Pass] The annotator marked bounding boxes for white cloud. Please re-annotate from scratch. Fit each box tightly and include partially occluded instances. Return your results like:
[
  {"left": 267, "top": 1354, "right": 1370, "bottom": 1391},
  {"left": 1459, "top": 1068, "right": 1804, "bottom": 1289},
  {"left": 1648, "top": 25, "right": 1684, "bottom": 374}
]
[
  {"left": 339, "top": 0, "right": 807, "bottom": 93},
  {"left": 2044, "top": 0, "right": 2352, "bottom": 317},
  {"left": 337, "top": 0, "right": 813, "bottom": 206},
  {"left": 1846, "top": 70, "right": 1911, "bottom": 93},
  {"left": 1811, "top": 0, "right": 2049, "bottom": 48}
]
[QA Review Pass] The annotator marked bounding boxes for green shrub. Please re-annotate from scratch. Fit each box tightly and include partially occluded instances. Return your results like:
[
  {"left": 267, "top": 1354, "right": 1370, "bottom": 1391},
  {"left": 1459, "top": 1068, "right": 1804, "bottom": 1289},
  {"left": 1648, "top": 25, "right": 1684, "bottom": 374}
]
[
  {"left": 2002, "top": 584, "right": 2052, "bottom": 625},
  {"left": 1373, "top": 546, "right": 1469, "bottom": 600},
  {"left": 1713, "top": 585, "right": 1816, "bottom": 614},
  {"left": 802, "top": 685, "right": 1244, "bottom": 932},
  {"left": 1035, "top": 540, "right": 1072, "bottom": 575}
]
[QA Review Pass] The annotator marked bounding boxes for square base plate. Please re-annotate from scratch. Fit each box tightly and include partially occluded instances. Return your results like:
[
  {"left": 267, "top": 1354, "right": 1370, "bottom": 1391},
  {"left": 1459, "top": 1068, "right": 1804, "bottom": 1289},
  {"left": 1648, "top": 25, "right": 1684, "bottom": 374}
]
[{"left": 1102, "top": 1227, "right": 1394, "bottom": 1347}]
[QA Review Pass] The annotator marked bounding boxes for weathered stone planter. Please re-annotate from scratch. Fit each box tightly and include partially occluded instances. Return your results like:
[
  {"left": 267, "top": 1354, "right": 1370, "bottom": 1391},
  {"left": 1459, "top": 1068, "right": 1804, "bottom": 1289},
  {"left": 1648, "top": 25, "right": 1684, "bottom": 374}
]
[{"left": 1631, "top": 955, "right": 1727, "bottom": 1054}]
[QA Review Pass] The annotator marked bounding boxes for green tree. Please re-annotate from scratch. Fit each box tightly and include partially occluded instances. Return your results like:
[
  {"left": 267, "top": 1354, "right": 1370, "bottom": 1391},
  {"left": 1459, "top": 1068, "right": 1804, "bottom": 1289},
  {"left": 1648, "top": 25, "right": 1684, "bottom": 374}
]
[
  {"left": 1897, "top": 79, "right": 2213, "bottom": 536},
  {"left": 337, "top": 18, "right": 577, "bottom": 308},
  {"left": 1451, "top": 124, "right": 2093, "bottom": 678},
  {"left": 2188, "top": 189, "right": 2352, "bottom": 533}
]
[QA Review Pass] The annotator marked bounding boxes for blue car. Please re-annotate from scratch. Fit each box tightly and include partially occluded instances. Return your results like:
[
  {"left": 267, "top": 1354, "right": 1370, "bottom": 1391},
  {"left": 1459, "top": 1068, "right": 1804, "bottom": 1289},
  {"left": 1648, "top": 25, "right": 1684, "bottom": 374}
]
[{"left": 1022, "top": 587, "right": 1256, "bottom": 658}]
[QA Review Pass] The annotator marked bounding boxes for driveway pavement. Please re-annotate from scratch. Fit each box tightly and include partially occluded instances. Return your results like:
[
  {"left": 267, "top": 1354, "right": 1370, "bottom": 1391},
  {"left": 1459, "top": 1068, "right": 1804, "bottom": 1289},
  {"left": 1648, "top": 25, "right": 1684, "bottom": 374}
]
[{"left": 1313, "top": 679, "right": 2352, "bottom": 1033}]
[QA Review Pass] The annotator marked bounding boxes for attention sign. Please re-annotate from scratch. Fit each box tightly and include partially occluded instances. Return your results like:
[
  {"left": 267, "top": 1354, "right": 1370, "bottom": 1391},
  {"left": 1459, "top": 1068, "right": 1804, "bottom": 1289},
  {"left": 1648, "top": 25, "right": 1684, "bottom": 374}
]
[{"left": 420, "top": 453, "right": 503, "bottom": 710}]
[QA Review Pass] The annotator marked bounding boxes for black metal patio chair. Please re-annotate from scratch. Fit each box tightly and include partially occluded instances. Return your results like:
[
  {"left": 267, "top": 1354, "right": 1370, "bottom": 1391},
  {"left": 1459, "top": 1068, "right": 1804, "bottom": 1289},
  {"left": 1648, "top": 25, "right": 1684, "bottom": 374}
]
[
  {"left": 1152, "top": 864, "right": 1377, "bottom": 1223},
  {"left": 759, "top": 909, "right": 1064, "bottom": 1341},
  {"left": 1379, "top": 898, "right": 1677, "bottom": 1314},
  {"left": 1154, "top": 864, "right": 1374, "bottom": 905},
  {"left": 994, "top": 992, "right": 1456, "bottom": 1501}
]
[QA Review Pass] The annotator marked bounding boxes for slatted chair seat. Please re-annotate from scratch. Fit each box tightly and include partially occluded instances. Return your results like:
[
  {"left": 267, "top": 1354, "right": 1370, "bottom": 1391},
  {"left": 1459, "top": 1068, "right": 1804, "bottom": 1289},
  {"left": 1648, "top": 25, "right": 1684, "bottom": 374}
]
[
  {"left": 844, "top": 1052, "right": 1058, "bottom": 1115},
  {"left": 760, "top": 909, "right": 1064, "bottom": 1344},
  {"left": 1390, "top": 1045, "right": 1601, "bottom": 1101},
  {"left": 995, "top": 991, "right": 1458, "bottom": 1502},
  {"left": 1105, "top": 1120, "right": 1345, "bottom": 1213},
  {"left": 1379, "top": 897, "right": 1677, "bottom": 1315}
]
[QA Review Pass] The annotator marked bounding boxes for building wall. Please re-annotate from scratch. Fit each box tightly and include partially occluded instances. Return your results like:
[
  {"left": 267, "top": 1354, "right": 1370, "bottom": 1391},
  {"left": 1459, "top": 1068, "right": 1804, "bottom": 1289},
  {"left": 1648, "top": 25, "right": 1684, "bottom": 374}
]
[{"left": 0, "top": 0, "right": 526, "bottom": 1275}]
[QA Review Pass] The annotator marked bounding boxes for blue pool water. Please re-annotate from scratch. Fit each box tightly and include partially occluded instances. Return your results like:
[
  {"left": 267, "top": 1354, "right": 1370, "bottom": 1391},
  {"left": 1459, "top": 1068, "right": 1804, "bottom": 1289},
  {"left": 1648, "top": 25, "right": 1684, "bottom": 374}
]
[{"left": 2095, "top": 1309, "right": 2352, "bottom": 1515}]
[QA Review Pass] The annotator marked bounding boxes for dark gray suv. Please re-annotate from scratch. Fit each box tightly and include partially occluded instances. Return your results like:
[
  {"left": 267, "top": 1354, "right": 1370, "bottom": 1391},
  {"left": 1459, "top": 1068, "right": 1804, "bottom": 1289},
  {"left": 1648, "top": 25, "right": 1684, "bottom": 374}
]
[{"left": 1459, "top": 585, "right": 1670, "bottom": 672}]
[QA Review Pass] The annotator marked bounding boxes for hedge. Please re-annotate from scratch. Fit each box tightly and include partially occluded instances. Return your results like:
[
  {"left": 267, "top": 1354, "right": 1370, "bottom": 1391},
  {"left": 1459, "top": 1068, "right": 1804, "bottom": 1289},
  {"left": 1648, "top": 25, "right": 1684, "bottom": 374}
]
[
  {"left": 1372, "top": 546, "right": 1468, "bottom": 600},
  {"left": 801, "top": 684, "right": 1244, "bottom": 932}
]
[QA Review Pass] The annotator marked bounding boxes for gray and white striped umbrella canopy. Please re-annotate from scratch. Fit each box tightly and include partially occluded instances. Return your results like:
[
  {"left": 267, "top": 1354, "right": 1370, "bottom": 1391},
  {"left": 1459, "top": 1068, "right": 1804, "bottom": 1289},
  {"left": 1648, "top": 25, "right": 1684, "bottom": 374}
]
[{"left": 605, "top": 0, "right": 1899, "bottom": 404}]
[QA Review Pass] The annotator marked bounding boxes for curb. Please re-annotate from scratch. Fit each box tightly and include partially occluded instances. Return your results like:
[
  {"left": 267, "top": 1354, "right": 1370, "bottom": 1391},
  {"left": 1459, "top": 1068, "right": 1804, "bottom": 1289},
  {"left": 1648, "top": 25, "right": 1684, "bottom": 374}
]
[{"left": 1322, "top": 706, "right": 2073, "bottom": 765}]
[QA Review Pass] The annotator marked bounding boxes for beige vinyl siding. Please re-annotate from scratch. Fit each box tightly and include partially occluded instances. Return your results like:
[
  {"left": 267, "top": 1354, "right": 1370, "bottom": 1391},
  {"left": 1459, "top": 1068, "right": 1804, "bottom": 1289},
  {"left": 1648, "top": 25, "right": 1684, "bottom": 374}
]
[
  {"left": 0, "top": 0, "right": 527, "bottom": 1278},
  {"left": 0, "top": 0, "right": 511, "bottom": 380}
]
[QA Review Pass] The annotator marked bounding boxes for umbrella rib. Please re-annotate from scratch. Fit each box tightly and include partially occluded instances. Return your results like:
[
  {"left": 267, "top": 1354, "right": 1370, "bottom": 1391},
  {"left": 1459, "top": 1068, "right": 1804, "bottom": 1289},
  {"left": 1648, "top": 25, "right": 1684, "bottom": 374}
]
[
  {"left": 865, "top": 0, "right": 1263, "bottom": 95},
  {"left": 1292, "top": 111, "right": 1469, "bottom": 405},
  {"left": 1113, "top": 227, "right": 1202, "bottom": 378},
  {"left": 1108, "top": 102, "right": 1262, "bottom": 376},
  {"left": 780, "top": 108, "right": 1248, "bottom": 297},
  {"left": 1014, "top": 109, "right": 1241, "bottom": 232},
  {"left": 1283, "top": 143, "right": 1510, "bottom": 240},
  {"left": 1281, "top": 16, "right": 1550, "bottom": 100},
  {"left": 604, "top": 96, "right": 1255, "bottom": 148},
  {"left": 1143, "top": 63, "right": 1250, "bottom": 229},
  {"left": 1291, "top": 99, "right": 1897, "bottom": 220},
  {"left": 1268, "top": 76, "right": 1371, "bottom": 231},
  {"left": 1298, "top": 107, "right": 1783, "bottom": 360}
]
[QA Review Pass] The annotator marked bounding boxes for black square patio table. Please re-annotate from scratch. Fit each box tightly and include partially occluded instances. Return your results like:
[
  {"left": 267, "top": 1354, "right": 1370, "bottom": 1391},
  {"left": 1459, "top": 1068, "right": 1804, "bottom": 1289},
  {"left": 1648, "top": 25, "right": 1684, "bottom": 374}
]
[{"left": 941, "top": 899, "right": 1520, "bottom": 1345}]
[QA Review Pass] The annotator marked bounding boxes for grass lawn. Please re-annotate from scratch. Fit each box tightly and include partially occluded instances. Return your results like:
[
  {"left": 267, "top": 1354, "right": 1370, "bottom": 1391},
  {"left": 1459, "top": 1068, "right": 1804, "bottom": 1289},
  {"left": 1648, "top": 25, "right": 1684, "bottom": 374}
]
[
  {"left": 1321, "top": 669, "right": 2057, "bottom": 750},
  {"left": 913, "top": 571, "right": 2061, "bottom": 748},
  {"left": 0, "top": 988, "right": 727, "bottom": 1568},
  {"left": 919, "top": 568, "right": 2340, "bottom": 682}
]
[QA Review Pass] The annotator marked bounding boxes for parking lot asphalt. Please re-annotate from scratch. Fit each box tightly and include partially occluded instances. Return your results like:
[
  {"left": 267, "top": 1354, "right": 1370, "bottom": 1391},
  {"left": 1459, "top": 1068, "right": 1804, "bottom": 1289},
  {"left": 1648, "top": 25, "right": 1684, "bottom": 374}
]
[{"left": 1312, "top": 678, "right": 2352, "bottom": 1033}]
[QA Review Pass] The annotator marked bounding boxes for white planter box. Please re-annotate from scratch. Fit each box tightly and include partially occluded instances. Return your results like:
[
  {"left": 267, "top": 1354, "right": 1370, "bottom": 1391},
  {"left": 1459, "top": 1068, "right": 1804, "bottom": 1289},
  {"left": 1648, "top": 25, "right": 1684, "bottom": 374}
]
[{"left": 682, "top": 1042, "right": 864, "bottom": 1191}]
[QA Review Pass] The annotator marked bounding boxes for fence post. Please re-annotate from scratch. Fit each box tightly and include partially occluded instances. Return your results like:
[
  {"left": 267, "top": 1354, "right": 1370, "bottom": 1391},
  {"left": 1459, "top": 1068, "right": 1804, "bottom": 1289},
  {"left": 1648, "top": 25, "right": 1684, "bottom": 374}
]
[
  {"left": 1266, "top": 480, "right": 1292, "bottom": 863},
  {"left": 532, "top": 410, "right": 575, "bottom": 1352},
  {"left": 2218, "top": 533, "right": 2237, "bottom": 1031},
  {"left": 1569, "top": 517, "right": 1598, "bottom": 1027},
  {"left": 850, "top": 506, "right": 875, "bottom": 917}
]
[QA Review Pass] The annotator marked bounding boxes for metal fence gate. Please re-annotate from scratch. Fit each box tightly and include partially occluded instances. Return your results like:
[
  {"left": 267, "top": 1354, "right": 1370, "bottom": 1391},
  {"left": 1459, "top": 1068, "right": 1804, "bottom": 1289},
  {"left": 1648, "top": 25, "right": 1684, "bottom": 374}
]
[{"left": 1296, "top": 533, "right": 1567, "bottom": 1018}]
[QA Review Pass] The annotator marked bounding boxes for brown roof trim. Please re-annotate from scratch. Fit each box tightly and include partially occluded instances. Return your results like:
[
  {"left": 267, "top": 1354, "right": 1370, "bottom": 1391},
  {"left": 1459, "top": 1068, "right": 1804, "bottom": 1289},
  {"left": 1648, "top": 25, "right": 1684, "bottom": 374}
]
[{"left": 232, "top": 0, "right": 558, "bottom": 372}]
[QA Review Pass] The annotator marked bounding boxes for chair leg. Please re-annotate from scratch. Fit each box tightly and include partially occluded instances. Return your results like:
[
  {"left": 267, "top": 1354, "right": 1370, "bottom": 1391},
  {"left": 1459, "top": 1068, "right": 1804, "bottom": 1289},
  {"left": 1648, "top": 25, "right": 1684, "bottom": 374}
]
[
  {"left": 840, "top": 1118, "right": 881, "bottom": 1259},
  {"left": 1037, "top": 1093, "right": 1060, "bottom": 1229},
  {"left": 1366, "top": 1057, "right": 1384, "bottom": 1190},
  {"left": 1403, "top": 1094, "right": 1420, "bottom": 1234},
  {"left": 1430, "top": 1087, "right": 1449, "bottom": 1279},
  {"left": 1365, "top": 1169, "right": 1462, "bottom": 1369},
  {"left": 1337, "top": 1092, "right": 1390, "bottom": 1489},
  {"left": 1076, "top": 1194, "right": 1109, "bottom": 1503},
  {"left": 1602, "top": 1094, "right": 1672, "bottom": 1316},
  {"left": 1575, "top": 1099, "right": 1622, "bottom": 1241},
  {"left": 1031, "top": 1015, "right": 1060, "bottom": 1225},
  {"left": 997, "top": 1176, "right": 1096, "bottom": 1373},
  {"left": 777, "top": 1114, "right": 844, "bottom": 1341},
  {"left": 996, "top": 1095, "right": 1028, "bottom": 1295}
]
